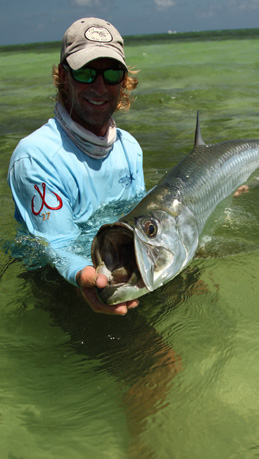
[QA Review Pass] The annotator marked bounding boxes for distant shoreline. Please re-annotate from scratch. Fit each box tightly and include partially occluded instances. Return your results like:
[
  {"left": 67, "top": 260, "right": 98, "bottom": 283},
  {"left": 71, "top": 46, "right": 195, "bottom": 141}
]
[{"left": 1, "top": 27, "right": 259, "bottom": 51}]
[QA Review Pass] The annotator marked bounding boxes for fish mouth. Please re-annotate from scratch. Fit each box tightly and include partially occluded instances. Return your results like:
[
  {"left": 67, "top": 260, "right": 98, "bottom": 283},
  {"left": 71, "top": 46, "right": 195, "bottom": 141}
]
[{"left": 91, "top": 222, "right": 145, "bottom": 290}]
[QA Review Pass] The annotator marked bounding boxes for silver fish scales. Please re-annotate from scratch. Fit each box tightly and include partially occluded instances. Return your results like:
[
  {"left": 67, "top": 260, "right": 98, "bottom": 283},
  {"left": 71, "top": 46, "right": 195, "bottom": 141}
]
[{"left": 91, "top": 113, "right": 259, "bottom": 304}]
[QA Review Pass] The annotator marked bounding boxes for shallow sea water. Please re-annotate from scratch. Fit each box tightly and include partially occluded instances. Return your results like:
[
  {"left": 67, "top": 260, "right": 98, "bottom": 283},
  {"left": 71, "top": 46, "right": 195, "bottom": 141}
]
[{"left": 1, "top": 30, "right": 259, "bottom": 458}]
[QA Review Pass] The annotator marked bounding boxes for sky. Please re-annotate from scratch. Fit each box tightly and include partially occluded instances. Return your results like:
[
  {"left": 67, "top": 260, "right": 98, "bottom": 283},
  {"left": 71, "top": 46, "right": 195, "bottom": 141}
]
[{"left": 1, "top": 0, "right": 259, "bottom": 46}]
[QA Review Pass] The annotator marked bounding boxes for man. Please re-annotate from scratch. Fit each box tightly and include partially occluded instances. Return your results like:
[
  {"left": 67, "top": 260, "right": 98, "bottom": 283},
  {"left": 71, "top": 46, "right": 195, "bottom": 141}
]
[{"left": 8, "top": 17, "right": 145, "bottom": 315}]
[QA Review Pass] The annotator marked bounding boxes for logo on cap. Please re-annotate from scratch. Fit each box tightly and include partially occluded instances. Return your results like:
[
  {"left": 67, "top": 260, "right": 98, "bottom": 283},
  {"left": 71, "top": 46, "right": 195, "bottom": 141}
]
[{"left": 85, "top": 27, "right": 112, "bottom": 43}]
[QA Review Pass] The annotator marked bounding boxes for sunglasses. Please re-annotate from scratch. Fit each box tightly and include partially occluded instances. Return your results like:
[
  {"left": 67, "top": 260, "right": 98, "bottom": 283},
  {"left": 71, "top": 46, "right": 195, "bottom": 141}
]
[{"left": 65, "top": 65, "right": 126, "bottom": 85}]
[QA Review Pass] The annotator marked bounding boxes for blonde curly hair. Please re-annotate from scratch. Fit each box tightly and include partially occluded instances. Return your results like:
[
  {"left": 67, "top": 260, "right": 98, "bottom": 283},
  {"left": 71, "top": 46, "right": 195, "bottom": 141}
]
[{"left": 52, "top": 64, "right": 139, "bottom": 112}]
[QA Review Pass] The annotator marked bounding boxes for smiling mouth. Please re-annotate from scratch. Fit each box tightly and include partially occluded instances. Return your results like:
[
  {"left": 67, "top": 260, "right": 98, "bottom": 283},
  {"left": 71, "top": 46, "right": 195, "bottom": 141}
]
[{"left": 88, "top": 99, "right": 107, "bottom": 106}]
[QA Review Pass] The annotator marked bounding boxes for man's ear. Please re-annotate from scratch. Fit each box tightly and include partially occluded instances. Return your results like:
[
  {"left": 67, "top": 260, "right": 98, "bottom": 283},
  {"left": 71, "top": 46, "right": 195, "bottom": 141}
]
[{"left": 58, "top": 63, "right": 69, "bottom": 88}]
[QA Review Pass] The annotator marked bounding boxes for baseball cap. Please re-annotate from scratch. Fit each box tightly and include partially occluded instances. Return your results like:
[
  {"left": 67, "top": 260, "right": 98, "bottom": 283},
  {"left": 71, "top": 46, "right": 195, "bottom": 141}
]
[{"left": 60, "top": 17, "right": 127, "bottom": 70}]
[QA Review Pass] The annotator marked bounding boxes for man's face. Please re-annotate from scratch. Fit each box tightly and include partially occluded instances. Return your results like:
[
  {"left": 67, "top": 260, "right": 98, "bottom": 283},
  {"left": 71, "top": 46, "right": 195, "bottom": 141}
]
[{"left": 61, "top": 58, "right": 123, "bottom": 137}]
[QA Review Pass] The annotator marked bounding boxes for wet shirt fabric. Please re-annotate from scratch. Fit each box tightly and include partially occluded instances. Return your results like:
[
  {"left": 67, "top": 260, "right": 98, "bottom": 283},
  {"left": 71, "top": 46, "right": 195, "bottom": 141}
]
[{"left": 8, "top": 117, "right": 145, "bottom": 286}]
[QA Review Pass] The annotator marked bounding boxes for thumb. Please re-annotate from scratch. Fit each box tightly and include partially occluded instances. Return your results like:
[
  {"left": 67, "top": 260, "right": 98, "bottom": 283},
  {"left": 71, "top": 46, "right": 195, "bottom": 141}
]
[{"left": 76, "top": 266, "right": 108, "bottom": 289}]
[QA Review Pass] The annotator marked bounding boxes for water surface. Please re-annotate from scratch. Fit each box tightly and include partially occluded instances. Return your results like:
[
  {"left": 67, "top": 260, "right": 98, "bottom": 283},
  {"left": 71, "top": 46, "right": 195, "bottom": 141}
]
[{"left": 1, "top": 30, "right": 259, "bottom": 458}]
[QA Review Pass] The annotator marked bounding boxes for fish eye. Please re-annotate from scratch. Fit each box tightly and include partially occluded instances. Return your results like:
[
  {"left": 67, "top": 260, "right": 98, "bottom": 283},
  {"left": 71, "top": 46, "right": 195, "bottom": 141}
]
[{"left": 142, "top": 219, "right": 158, "bottom": 238}]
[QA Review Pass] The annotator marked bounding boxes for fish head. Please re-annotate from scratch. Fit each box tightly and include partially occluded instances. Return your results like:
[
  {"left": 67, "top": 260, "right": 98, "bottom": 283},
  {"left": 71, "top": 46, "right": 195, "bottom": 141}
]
[
  {"left": 133, "top": 201, "right": 198, "bottom": 291},
  {"left": 91, "top": 199, "right": 199, "bottom": 305},
  {"left": 91, "top": 221, "right": 149, "bottom": 304}
]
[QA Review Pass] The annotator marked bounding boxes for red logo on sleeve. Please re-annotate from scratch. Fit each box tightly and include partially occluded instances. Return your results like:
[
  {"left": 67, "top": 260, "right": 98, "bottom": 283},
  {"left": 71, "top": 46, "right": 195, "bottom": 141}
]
[{"left": 31, "top": 182, "right": 63, "bottom": 216}]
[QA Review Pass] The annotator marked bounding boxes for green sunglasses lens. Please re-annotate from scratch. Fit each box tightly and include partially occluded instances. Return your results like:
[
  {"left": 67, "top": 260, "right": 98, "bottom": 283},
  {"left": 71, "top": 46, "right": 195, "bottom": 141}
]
[
  {"left": 71, "top": 68, "right": 125, "bottom": 85},
  {"left": 72, "top": 68, "right": 96, "bottom": 83},
  {"left": 103, "top": 69, "right": 125, "bottom": 84}
]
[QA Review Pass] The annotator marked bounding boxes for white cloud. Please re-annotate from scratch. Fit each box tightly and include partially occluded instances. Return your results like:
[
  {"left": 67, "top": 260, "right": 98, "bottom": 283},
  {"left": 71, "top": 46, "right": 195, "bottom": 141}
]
[
  {"left": 196, "top": 0, "right": 259, "bottom": 17},
  {"left": 227, "top": 0, "right": 259, "bottom": 10},
  {"left": 70, "top": 0, "right": 101, "bottom": 5},
  {"left": 195, "top": 4, "right": 219, "bottom": 19},
  {"left": 154, "top": 0, "right": 176, "bottom": 10}
]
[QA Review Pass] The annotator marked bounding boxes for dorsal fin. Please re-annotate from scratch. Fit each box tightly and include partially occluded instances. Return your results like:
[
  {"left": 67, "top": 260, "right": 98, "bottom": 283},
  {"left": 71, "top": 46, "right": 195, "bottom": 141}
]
[{"left": 194, "top": 111, "right": 206, "bottom": 146}]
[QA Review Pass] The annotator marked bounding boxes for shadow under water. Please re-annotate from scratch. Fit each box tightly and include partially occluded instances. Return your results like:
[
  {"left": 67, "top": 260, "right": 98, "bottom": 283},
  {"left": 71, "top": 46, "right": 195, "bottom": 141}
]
[{"left": 15, "top": 264, "right": 205, "bottom": 456}]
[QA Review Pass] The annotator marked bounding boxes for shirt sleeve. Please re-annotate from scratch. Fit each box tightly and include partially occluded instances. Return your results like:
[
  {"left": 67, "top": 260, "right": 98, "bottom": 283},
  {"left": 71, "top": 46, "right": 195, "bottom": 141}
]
[{"left": 8, "top": 156, "right": 91, "bottom": 286}]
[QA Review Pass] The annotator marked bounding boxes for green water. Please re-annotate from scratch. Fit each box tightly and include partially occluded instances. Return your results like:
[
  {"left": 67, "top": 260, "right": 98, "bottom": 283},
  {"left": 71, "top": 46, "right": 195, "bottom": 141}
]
[{"left": 1, "top": 30, "right": 259, "bottom": 458}]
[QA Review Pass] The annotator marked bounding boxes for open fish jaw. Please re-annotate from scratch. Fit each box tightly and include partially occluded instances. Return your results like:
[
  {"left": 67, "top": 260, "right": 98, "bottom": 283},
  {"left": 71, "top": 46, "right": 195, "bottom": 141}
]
[{"left": 91, "top": 222, "right": 145, "bottom": 290}]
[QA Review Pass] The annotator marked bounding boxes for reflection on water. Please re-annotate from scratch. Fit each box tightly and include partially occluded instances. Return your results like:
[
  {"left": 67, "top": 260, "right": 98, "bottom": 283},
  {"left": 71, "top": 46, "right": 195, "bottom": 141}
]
[
  {"left": 17, "top": 265, "right": 185, "bottom": 458},
  {"left": 0, "top": 251, "right": 236, "bottom": 458},
  {"left": 2, "top": 230, "right": 259, "bottom": 457}
]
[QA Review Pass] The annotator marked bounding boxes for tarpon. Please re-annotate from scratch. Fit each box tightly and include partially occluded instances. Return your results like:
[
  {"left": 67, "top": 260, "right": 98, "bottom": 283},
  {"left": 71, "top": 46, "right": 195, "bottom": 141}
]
[{"left": 91, "top": 113, "right": 259, "bottom": 304}]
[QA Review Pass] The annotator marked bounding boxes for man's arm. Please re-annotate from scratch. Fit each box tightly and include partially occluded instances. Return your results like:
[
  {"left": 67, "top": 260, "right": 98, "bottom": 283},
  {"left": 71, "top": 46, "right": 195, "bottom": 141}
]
[{"left": 8, "top": 157, "right": 139, "bottom": 314}]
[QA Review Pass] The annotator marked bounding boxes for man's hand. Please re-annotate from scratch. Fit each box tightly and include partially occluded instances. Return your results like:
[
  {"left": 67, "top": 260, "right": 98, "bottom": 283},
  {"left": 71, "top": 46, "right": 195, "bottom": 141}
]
[
  {"left": 234, "top": 184, "right": 249, "bottom": 197},
  {"left": 76, "top": 266, "right": 139, "bottom": 315}
]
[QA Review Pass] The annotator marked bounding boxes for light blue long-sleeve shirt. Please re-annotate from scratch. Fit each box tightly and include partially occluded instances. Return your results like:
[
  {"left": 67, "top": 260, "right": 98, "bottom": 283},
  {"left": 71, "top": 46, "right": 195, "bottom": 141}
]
[{"left": 8, "top": 117, "right": 145, "bottom": 286}]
